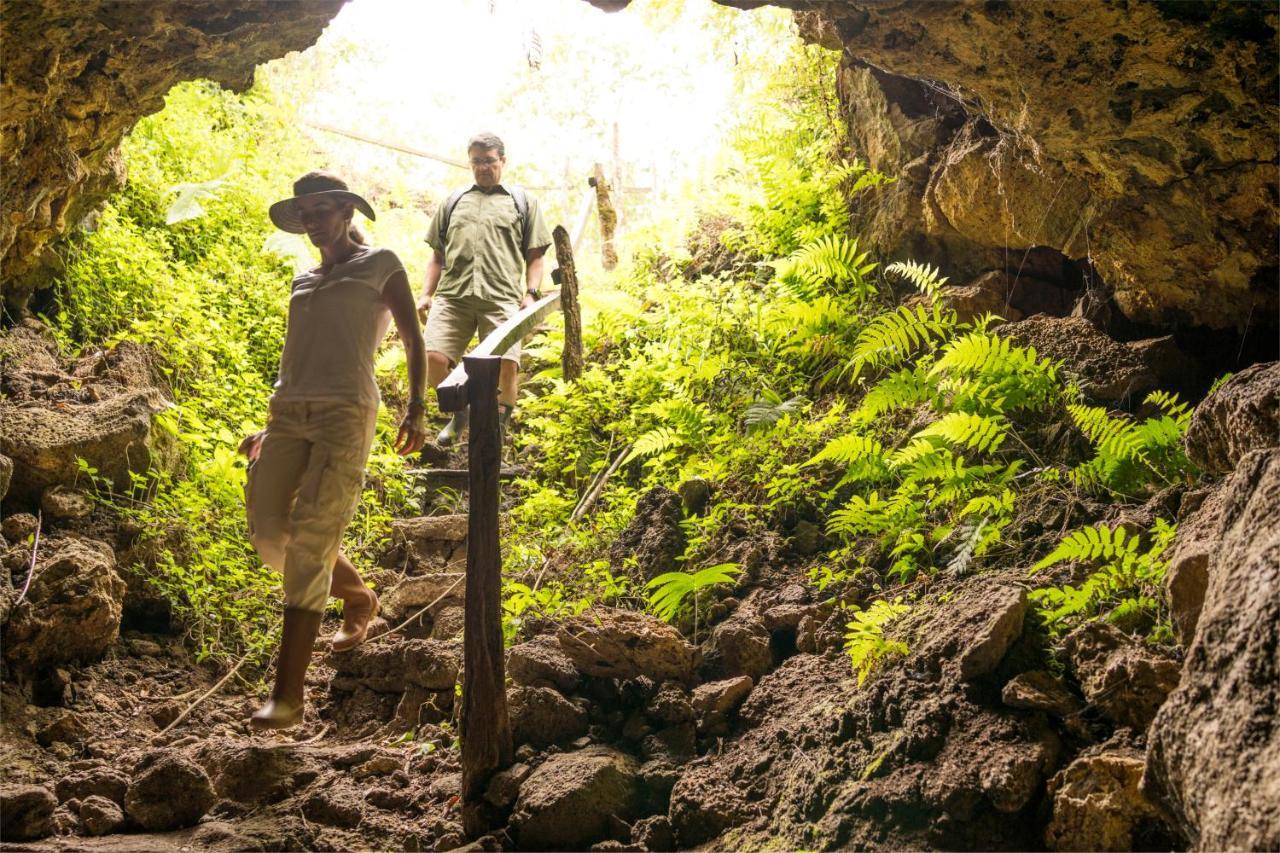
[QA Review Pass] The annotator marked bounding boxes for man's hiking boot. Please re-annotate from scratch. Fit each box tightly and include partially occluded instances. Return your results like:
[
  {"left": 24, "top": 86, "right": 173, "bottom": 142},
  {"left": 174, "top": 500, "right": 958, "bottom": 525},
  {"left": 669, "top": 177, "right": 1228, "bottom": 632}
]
[
  {"left": 250, "top": 608, "right": 322, "bottom": 731},
  {"left": 436, "top": 409, "right": 469, "bottom": 447}
]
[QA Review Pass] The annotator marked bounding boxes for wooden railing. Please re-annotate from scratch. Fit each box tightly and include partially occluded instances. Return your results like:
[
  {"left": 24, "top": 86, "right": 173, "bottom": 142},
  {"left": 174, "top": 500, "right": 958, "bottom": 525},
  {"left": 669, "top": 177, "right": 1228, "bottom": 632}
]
[{"left": 440, "top": 227, "right": 580, "bottom": 836}]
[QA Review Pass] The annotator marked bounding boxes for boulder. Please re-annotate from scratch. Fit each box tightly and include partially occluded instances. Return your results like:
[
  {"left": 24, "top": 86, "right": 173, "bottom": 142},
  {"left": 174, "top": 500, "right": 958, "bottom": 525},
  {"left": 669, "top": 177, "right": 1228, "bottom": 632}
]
[
  {"left": 915, "top": 582, "right": 1027, "bottom": 681},
  {"left": 1001, "top": 671, "right": 1082, "bottom": 719},
  {"left": 631, "top": 814, "right": 675, "bottom": 852},
  {"left": 702, "top": 616, "right": 772, "bottom": 681},
  {"left": 938, "top": 271, "right": 1025, "bottom": 324},
  {"left": 430, "top": 604, "right": 465, "bottom": 640},
  {"left": 692, "top": 676, "right": 753, "bottom": 735},
  {"left": 646, "top": 681, "right": 695, "bottom": 727},
  {"left": 0, "top": 390, "right": 175, "bottom": 504},
  {"left": 124, "top": 751, "right": 215, "bottom": 831},
  {"left": 1183, "top": 361, "right": 1279, "bottom": 475},
  {"left": 36, "top": 710, "right": 88, "bottom": 745},
  {"left": 55, "top": 766, "right": 129, "bottom": 806},
  {"left": 3, "top": 537, "right": 126, "bottom": 671},
  {"left": 642, "top": 723, "right": 696, "bottom": 763},
  {"left": 40, "top": 485, "right": 93, "bottom": 520},
  {"left": 300, "top": 788, "right": 362, "bottom": 828},
  {"left": 557, "top": 608, "right": 698, "bottom": 683},
  {"left": 668, "top": 764, "right": 756, "bottom": 847},
  {"left": 507, "top": 634, "right": 580, "bottom": 692},
  {"left": 2, "top": 512, "right": 38, "bottom": 542},
  {"left": 0, "top": 453, "right": 12, "bottom": 502},
  {"left": 0, "top": 784, "right": 56, "bottom": 841},
  {"left": 608, "top": 486, "right": 686, "bottom": 580},
  {"left": 1162, "top": 484, "right": 1226, "bottom": 645},
  {"left": 1064, "top": 623, "right": 1178, "bottom": 732},
  {"left": 380, "top": 573, "right": 464, "bottom": 622},
  {"left": 1146, "top": 448, "right": 1280, "bottom": 851},
  {"left": 382, "top": 515, "right": 468, "bottom": 572},
  {"left": 510, "top": 746, "right": 642, "bottom": 850},
  {"left": 1000, "top": 316, "right": 1157, "bottom": 402},
  {"left": 329, "top": 638, "right": 460, "bottom": 693},
  {"left": 79, "top": 794, "right": 125, "bottom": 837},
  {"left": 483, "top": 762, "right": 531, "bottom": 811},
  {"left": 1046, "top": 749, "right": 1172, "bottom": 851},
  {"left": 201, "top": 742, "right": 319, "bottom": 806},
  {"left": 509, "top": 685, "right": 588, "bottom": 748}
]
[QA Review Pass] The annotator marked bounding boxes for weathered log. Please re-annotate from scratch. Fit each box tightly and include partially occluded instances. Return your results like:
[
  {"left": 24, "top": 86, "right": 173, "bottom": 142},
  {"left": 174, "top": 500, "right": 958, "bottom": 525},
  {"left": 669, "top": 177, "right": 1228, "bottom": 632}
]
[
  {"left": 553, "top": 225, "right": 584, "bottom": 382},
  {"left": 591, "top": 162, "right": 618, "bottom": 271}
]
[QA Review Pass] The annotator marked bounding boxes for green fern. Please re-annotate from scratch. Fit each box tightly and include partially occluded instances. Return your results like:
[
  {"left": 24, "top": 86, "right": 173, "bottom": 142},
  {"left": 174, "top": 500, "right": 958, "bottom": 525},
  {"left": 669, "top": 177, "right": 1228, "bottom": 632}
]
[
  {"left": 646, "top": 563, "right": 742, "bottom": 642},
  {"left": 844, "top": 598, "right": 910, "bottom": 685},
  {"left": 851, "top": 366, "right": 940, "bottom": 425},
  {"left": 915, "top": 412, "right": 1008, "bottom": 453},
  {"left": 931, "top": 331, "right": 1060, "bottom": 414},
  {"left": 845, "top": 304, "right": 957, "bottom": 379},
  {"left": 1029, "top": 520, "right": 1176, "bottom": 636},
  {"left": 1068, "top": 391, "right": 1194, "bottom": 495},
  {"left": 885, "top": 259, "right": 948, "bottom": 296},
  {"left": 774, "top": 234, "right": 878, "bottom": 302},
  {"left": 805, "top": 432, "right": 887, "bottom": 483},
  {"left": 743, "top": 390, "right": 808, "bottom": 433}
]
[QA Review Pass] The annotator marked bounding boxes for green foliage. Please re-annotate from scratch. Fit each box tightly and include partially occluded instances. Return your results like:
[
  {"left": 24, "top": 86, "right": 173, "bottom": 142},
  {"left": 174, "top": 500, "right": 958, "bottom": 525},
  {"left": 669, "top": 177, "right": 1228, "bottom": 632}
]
[
  {"left": 847, "top": 305, "right": 958, "bottom": 379},
  {"left": 774, "top": 234, "right": 878, "bottom": 303},
  {"left": 1068, "top": 391, "right": 1195, "bottom": 495},
  {"left": 844, "top": 598, "right": 910, "bottom": 685},
  {"left": 885, "top": 260, "right": 948, "bottom": 296},
  {"left": 646, "top": 563, "right": 742, "bottom": 641},
  {"left": 1029, "top": 520, "right": 1177, "bottom": 637}
]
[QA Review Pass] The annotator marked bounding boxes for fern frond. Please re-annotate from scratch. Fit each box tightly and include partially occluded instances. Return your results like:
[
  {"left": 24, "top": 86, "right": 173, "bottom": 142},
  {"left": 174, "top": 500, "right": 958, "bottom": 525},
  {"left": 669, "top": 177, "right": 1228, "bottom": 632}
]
[
  {"left": 1030, "top": 524, "right": 1138, "bottom": 573},
  {"left": 886, "top": 260, "right": 948, "bottom": 296},
  {"left": 847, "top": 304, "right": 956, "bottom": 378},
  {"left": 916, "top": 412, "right": 1008, "bottom": 453},
  {"left": 623, "top": 427, "right": 681, "bottom": 464},
  {"left": 852, "top": 367, "right": 939, "bottom": 424}
]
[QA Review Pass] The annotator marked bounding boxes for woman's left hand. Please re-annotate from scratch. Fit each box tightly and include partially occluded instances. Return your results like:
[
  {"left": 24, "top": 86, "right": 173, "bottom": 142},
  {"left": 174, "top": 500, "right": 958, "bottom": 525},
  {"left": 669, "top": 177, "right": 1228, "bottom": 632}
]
[{"left": 395, "top": 401, "right": 427, "bottom": 456}]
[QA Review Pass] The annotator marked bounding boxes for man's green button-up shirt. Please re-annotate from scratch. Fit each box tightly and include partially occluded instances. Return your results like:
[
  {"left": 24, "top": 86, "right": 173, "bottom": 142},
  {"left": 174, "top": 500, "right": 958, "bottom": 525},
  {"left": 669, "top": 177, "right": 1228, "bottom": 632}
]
[{"left": 425, "top": 184, "right": 552, "bottom": 306}]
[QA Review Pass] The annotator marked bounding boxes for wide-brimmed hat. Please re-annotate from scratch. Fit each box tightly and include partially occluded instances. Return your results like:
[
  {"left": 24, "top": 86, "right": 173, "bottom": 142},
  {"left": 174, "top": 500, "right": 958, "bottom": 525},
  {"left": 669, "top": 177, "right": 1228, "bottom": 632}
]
[{"left": 268, "top": 172, "right": 376, "bottom": 234}]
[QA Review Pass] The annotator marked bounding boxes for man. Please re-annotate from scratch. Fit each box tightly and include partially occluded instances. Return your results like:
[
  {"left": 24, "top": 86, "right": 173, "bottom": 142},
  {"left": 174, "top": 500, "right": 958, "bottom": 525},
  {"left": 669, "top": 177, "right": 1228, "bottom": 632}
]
[{"left": 417, "top": 132, "right": 552, "bottom": 446}]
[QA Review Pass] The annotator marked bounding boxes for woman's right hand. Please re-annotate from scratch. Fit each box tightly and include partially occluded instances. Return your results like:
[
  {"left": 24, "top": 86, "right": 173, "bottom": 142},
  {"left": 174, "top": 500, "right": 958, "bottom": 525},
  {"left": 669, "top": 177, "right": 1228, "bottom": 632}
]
[{"left": 239, "top": 429, "right": 266, "bottom": 463}]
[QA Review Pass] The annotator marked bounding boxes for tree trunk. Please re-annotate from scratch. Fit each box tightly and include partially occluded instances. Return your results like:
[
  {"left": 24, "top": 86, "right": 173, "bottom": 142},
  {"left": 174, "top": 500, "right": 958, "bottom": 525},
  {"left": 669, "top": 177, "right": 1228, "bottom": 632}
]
[{"left": 592, "top": 162, "right": 618, "bottom": 271}]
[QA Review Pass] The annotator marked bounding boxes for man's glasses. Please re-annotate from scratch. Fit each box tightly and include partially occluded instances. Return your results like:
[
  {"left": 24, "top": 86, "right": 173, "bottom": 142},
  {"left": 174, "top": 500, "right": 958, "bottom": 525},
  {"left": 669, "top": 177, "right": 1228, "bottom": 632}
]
[{"left": 470, "top": 156, "right": 501, "bottom": 167}]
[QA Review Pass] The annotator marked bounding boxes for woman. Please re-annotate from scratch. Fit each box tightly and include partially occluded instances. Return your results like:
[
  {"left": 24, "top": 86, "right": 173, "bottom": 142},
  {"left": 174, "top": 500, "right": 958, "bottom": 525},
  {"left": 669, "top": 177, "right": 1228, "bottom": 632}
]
[{"left": 239, "top": 171, "right": 427, "bottom": 730}]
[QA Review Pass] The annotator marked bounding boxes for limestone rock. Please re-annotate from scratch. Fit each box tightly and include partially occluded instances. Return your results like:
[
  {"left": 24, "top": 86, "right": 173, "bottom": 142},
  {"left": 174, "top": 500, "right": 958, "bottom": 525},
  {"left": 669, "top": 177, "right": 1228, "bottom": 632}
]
[
  {"left": 36, "top": 711, "right": 88, "bottom": 746},
  {"left": 124, "top": 750, "right": 215, "bottom": 831},
  {"left": 2, "top": 512, "right": 38, "bottom": 542},
  {"left": 2, "top": 1, "right": 345, "bottom": 313},
  {"left": 79, "top": 794, "right": 125, "bottom": 837},
  {"left": 380, "top": 573, "right": 464, "bottom": 623},
  {"left": 631, "top": 814, "right": 675, "bottom": 852},
  {"left": 702, "top": 616, "right": 772, "bottom": 681},
  {"left": 1046, "top": 749, "right": 1171, "bottom": 851},
  {"left": 557, "top": 608, "right": 698, "bottom": 683},
  {"left": 608, "top": 486, "right": 686, "bottom": 580},
  {"left": 3, "top": 537, "right": 125, "bottom": 671},
  {"left": 915, "top": 581, "right": 1026, "bottom": 681},
  {"left": 646, "top": 681, "right": 695, "bottom": 727},
  {"left": 1146, "top": 448, "right": 1280, "bottom": 851},
  {"left": 300, "top": 788, "right": 362, "bottom": 828},
  {"left": 509, "top": 685, "right": 588, "bottom": 748},
  {"left": 40, "top": 485, "right": 93, "bottom": 520},
  {"left": 1000, "top": 316, "right": 1156, "bottom": 402},
  {"left": 1065, "top": 623, "right": 1179, "bottom": 732},
  {"left": 483, "top": 762, "right": 531, "bottom": 811},
  {"left": 0, "top": 391, "right": 174, "bottom": 504},
  {"left": 329, "top": 638, "right": 460, "bottom": 693},
  {"left": 201, "top": 742, "right": 318, "bottom": 806},
  {"left": 507, "top": 634, "right": 581, "bottom": 692},
  {"left": 510, "top": 745, "right": 642, "bottom": 850},
  {"left": 1001, "top": 671, "right": 1082, "bottom": 719},
  {"left": 430, "top": 605, "right": 465, "bottom": 640},
  {"left": 1163, "top": 485, "right": 1226, "bottom": 646},
  {"left": 382, "top": 514, "right": 468, "bottom": 572},
  {"left": 0, "top": 784, "right": 56, "bottom": 841},
  {"left": 1184, "top": 361, "right": 1280, "bottom": 475}
]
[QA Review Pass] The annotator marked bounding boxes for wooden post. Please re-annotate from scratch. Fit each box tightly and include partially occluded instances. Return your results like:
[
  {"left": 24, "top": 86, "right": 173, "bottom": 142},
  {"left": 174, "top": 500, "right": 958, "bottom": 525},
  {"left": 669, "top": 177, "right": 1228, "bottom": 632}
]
[
  {"left": 459, "top": 354, "right": 511, "bottom": 837},
  {"left": 612, "top": 122, "right": 624, "bottom": 229},
  {"left": 553, "top": 225, "right": 584, "bottom": 381},
  {"left": 591, "top": 162, "right": 618, "bottom": 271}
]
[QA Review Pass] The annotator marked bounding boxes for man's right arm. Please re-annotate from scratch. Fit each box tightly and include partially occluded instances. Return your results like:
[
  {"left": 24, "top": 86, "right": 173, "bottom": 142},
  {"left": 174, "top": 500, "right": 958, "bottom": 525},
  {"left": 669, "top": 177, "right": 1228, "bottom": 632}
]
[{"left": 417, "top": 250, "right": 445, "bottom": 324}]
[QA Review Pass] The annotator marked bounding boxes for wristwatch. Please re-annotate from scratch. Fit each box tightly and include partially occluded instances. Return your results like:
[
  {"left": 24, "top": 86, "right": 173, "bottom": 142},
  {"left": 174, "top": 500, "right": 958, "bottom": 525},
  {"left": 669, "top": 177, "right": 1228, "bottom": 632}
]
[{"left": 526, "top": 288, "right": 540, "bottom": 299}]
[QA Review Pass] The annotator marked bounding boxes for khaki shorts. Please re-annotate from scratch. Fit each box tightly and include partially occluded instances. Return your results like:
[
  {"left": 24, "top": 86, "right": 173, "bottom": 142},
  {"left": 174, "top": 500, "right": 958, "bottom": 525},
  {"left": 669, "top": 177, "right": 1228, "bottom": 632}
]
[
  {"left": 423, "top": 294, "right": 521, "bottom": 365},
  {"left": 245, "top": 398, "right": 377, "bottom": 613}
]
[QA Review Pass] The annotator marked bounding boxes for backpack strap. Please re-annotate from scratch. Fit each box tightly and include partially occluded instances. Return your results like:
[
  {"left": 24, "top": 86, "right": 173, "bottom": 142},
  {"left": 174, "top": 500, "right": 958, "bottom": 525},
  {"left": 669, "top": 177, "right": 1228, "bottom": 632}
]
[{"left": 440, "top": 185, "right": 533, "bottom": 255}]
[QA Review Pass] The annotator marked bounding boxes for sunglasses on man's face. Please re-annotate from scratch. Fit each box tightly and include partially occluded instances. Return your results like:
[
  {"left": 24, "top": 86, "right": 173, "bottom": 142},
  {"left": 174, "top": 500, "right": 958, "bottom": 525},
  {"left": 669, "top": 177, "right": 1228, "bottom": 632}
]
[{"left": 470, "top": 157, "right": 502, "bottom": 167}]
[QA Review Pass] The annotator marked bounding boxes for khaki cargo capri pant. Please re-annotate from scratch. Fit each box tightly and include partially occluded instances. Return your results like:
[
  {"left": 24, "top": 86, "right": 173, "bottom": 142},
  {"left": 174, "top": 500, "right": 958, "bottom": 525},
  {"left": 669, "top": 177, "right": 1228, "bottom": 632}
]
[{"left": 245, "top": 399, "right": 377, "bottom": 613}]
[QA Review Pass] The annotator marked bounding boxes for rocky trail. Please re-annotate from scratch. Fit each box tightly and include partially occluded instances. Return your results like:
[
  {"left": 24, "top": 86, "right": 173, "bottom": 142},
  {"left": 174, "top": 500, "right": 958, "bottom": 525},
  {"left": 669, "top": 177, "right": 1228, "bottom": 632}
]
[{"left": 3, "top": 311, "right": 1279, "bottom": 850}]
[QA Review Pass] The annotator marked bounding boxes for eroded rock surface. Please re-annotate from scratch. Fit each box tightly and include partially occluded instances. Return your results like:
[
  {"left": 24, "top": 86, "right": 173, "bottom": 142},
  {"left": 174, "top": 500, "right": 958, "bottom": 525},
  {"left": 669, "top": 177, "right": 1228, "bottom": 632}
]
[
  {"left": 1184, "top": 361, "right": 1280, "bottom": 474},
  {"left": 557, "top": 607, "right": 698, "bottom": 683},
  {"left": 1, "top": 0, "right": 344, "bottom": 312},
  {"left": 1146, "top": 448, "right": 1280, "bottom": 851},
  {"left": 510, "top": 746, "right": 642, "bottom": 850},
  {"left": 124, "top": 750, "right": 216, "bottom": 831}
]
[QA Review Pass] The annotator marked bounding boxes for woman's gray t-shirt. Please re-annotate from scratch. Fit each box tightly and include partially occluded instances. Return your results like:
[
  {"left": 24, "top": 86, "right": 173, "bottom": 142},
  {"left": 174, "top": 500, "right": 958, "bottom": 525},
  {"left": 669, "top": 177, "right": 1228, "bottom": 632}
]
[{"left": 273, "top": 246, "right": 405, "bottom": 408}]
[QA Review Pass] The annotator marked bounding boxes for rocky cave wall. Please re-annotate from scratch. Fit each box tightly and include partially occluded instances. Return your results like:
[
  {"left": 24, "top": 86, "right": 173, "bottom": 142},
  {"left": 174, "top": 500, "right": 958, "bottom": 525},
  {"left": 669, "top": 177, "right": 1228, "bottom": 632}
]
[
  {"left": 712, "top": 0, "right": 1278, "bottom": 337},
  {"left": 0, "top": 0, "right": 346, "bottom": 316}
]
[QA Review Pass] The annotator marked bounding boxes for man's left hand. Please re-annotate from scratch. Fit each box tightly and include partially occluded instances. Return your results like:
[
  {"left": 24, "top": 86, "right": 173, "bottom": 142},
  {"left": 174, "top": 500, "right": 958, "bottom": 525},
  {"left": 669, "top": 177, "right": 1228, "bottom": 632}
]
[{"left": 520, "top": 292, "right": 536, "bottom": 310}]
